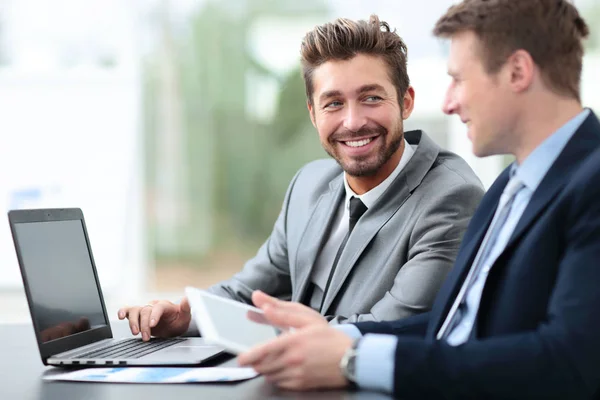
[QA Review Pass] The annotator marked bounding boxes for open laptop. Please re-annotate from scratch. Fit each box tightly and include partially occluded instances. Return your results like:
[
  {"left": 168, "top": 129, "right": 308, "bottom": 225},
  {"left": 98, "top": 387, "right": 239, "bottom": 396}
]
[{"left": 7, "top": 208, "right": 225, "bottom": 367}]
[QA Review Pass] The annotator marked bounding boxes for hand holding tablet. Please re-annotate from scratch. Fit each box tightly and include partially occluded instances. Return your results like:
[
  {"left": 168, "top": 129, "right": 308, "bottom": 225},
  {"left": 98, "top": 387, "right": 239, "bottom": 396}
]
[{"left": 185, "top": 287, "right": 281, "bottom": 354}]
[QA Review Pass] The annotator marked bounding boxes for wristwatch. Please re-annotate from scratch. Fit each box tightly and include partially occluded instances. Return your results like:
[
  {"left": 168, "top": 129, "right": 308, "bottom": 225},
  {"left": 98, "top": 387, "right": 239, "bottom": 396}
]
[{"left": 339, "top": 338, "right": 361, "bottom": 386}]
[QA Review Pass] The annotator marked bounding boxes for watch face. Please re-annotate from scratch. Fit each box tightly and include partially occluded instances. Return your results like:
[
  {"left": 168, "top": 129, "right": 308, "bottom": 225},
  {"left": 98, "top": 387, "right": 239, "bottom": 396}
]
[
  {"left": 340, "top": 339, "right": 361, "bottom": 383},
  {"left": 341, "top": 349, "right": 358, "bottom": 383},
  {"left": 347, "top": 351, "right": 357, "bottom": 380}
]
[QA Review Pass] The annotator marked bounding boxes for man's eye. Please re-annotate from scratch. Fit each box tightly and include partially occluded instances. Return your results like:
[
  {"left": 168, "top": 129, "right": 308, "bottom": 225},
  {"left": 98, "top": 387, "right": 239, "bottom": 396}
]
[
  {"left": 365, "top": 96, "right": 382, "bottom": 102},
  {"left": 325, "top": 101, "right": 342, "bottom": 108}
]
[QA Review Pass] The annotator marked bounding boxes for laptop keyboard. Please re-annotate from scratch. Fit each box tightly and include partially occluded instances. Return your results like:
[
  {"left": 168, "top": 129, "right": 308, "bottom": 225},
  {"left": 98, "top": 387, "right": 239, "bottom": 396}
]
[{"left": 75, "top": 338, "right": 186, "bottom": 359}]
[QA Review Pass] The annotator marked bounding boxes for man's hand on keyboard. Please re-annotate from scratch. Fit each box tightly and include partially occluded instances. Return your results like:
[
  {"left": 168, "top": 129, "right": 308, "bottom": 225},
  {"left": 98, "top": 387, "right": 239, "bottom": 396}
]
[{"left": 117, "top": 298, "right": 192, "bottom": 342}]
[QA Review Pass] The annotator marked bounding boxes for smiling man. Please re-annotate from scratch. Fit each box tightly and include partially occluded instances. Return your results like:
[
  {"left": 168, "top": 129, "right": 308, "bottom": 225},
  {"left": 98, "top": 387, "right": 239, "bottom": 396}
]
[{"left": 118, "top": 15, "right": 483, "bottom": 341}]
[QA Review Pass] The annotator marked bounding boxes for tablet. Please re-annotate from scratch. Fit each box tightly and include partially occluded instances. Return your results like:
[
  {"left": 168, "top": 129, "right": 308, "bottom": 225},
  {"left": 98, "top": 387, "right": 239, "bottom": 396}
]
[{"left": 185, "top": 287, "right": 280, "bottom": 354}]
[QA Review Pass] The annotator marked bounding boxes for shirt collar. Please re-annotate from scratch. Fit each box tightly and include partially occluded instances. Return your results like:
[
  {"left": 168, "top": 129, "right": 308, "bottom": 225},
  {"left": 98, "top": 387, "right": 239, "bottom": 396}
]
[
  {"left": 343, "top": 139, "right": 415, "bottom": 210},
  {"left": 512, "top": 108, "right": 590, "bottom": 191}
]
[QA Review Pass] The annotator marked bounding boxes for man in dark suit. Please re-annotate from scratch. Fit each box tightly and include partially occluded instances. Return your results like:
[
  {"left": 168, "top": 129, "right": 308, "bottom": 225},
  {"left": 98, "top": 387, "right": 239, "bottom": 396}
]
[{"left": 239, "top": 1, "right": 600, "bottom": 398}]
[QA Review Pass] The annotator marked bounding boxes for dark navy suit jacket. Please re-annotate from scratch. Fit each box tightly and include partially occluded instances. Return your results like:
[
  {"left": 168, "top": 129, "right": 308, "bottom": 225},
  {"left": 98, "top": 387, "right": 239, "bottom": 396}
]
[{"left": 355, "top": 111, "right": 600, "bottom": 399}]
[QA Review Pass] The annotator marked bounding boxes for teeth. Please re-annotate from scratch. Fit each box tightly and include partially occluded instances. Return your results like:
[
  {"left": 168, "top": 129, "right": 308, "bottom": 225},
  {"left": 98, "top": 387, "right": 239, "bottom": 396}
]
[{"left": 345, "top": 138, "right": 373, "bottom": 148}]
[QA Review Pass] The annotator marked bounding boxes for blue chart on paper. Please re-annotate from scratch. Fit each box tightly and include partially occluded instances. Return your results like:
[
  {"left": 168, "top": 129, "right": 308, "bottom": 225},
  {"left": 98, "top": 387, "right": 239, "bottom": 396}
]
[
  {"left": 84, "top": 368, "right": 194, "bottom": 382},
  {"left": 84, "top": 368, "right": 124, "bottom": 381},
  {"left": 47, "top": 366, "right": 259, "bottom": 383},
  {"left": 134, "top": 368, "right": 192, "bottom": 382}
]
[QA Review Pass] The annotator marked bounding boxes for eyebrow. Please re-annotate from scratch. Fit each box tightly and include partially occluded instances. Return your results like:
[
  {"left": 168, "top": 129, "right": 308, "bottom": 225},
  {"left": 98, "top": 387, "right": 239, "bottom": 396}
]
[
  {"left": 318, "top": 84, "right": 388, "bottom": 104},
  {"left": 356, "top": 84, "right": 387, "bottom": 95},
  {"left": 319, "top": 90, "right": 343, "bottom": 104}
]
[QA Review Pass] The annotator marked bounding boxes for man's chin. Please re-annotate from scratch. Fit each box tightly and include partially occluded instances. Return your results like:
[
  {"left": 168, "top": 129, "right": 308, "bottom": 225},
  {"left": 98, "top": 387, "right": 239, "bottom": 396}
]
[
  {"left": 472, "top": 144, "right": 497, "bottom": 159},
  {"left": 341, "top": 161, "right": 380, "bottom": 177},
  {"left": 472, "top": 148, "right": 486, "bottom": 158}
]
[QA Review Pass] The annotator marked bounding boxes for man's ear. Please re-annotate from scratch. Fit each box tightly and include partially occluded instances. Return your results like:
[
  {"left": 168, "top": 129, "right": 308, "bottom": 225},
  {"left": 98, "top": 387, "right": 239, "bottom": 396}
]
[
  {"left": 507, "top": 49, "right": 535, "bottom": 93},
  {"left": 402, "top": 86, "right": 416, "bottom": 120},
  {"left": 307, "top": 101, "right": 317, "bottom": 128}
]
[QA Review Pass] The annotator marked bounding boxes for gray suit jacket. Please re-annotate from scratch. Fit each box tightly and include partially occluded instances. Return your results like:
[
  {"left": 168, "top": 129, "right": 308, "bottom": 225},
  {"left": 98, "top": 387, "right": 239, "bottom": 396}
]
[{"left": 208, "top": 130, "right": 484, "bottom": 323}]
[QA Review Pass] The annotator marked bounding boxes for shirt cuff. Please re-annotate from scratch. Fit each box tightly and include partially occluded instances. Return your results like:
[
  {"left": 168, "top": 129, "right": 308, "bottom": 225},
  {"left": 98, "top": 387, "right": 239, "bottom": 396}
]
[
  {"left": 184, "top": 317, "right": 200, "bottom": 337},
  {"left": 333, "top": 324, "right": 363, "bottom": 340},
  {"left": 355, "top": 333, "right": 397, "bottom": 393},
  {"left": 178, "top": 296, "right": 199, "bottom": 337}
]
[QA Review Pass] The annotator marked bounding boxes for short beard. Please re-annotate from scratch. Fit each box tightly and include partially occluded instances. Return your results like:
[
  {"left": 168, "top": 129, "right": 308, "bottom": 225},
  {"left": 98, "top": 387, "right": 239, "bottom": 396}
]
[{"left": 326, "top": 125, "right": 403, "bottom": 177}]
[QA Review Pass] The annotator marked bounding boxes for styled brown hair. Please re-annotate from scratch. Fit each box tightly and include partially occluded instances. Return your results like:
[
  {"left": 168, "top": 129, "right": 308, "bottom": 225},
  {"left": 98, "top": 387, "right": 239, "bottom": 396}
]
[
  {"left": 300, "top": 15, "right": 409, "bottom": 107},
  {"left": 433, "top": 0, "right": 589, "bottom": 101}
]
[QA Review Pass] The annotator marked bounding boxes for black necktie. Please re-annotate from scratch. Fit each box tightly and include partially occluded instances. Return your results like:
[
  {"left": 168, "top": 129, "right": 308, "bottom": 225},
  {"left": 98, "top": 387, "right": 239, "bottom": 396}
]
[{"left": 319, "top": 197, "right": 368, "bottom": 313}]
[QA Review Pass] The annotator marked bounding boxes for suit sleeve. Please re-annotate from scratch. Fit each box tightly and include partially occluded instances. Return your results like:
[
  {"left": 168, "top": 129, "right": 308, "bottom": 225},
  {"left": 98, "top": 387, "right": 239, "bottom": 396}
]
[
  {"left": 388, "top": 180, "right": 600, "bottom": 400},
  {"left": 353, "top": 312, "right": 431, "bottom": 337},
  {"left": 204, "top": 168, "right": 303, "bottom": 304},
  {"left": 327, "top": 181, "right": 484, "bottom": 325}
]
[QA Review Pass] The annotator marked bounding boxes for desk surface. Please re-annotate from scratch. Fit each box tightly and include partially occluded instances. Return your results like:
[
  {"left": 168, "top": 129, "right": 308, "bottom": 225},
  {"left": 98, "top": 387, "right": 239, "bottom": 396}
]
[{"left": 0, "top": 321, "right": 392, "bottom": 400}]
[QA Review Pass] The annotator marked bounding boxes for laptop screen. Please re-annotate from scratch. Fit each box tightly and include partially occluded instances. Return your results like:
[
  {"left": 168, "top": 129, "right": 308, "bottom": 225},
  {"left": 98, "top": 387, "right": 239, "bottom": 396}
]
[{"left": 13, "top": 219, "right": 108, "bottom": 343}]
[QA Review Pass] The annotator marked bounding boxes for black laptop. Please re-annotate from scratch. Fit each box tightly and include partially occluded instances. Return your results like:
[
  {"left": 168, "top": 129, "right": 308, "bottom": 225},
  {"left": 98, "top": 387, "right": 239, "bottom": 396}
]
[{"left": 7, "top": 208, "right": 225, "bottom": 367}]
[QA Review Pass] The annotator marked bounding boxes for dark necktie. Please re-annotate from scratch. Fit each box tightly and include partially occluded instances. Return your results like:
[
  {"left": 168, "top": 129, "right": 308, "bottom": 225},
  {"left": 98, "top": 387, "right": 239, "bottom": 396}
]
[{"left": 319, "top": 196, "right": 368, "bottom": 313}]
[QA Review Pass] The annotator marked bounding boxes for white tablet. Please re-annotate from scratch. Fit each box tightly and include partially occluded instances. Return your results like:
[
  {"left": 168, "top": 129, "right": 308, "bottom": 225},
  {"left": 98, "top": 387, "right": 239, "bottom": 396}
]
[{"left": 185, "top": 287, "right": 281, "bottom": 354}]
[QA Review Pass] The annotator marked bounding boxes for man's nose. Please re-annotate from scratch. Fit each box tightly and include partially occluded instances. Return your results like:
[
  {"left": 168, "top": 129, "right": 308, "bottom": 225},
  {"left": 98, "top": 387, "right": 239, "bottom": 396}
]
[
  {"left": 442, "top": 87, "right": 457, "bottom": 115},
  {"left": 342, "top": 104, "right": 368, "bottom": 132}
]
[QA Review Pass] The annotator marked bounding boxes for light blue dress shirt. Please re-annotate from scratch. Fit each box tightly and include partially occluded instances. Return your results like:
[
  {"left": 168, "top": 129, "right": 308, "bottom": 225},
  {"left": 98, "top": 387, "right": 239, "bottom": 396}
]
[{"left": 336, "top": 108, "right": 590, "bottom": 393}]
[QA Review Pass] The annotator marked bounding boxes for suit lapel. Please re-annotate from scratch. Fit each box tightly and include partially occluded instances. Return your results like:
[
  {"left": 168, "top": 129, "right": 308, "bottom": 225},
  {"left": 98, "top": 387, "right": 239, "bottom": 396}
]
[
  {"left": 319, "top": 175, "right": 411, "bottom": 314},
  {"left": 506, "top": 113, "right": 600, "bottom": 248},
  {"left": 320, "top": 131, "right": 440, "bottom": 314},
  {"left": 291, "top": 177, "right": 345, "bottom": 302},
  {"left": 429, "top": 171, "right": 508, "bottom": 335}
]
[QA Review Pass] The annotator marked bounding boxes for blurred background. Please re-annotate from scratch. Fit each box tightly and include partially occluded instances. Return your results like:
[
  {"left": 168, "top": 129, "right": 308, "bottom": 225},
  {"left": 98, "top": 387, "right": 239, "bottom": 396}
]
[{"left": 1, "top": 0, "right": 599, "bottom": 323}]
